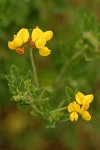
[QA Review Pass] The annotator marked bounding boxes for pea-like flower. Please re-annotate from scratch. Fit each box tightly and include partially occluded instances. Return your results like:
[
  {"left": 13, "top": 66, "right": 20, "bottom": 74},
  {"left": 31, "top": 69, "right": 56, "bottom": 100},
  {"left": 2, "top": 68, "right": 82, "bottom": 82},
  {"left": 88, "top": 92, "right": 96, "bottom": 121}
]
[
  {"left": 8, "top": 27, "right": 53, "bottom": 56},
  {"left": 68, "top": 101, "right": 80, "bottom": 122},
  {"left": 75, "top": 92, "right": 93, "bottom": 121},
  {"left": 8, "top": 28, "right": 29, "bottom": 54},
  {"left": 79, "top": 104, "right": 91, "bottom": 121},
  {"left": 31, "top": 27, "right": 53, "bottom": 56},
  {"left": 75, "top": 92, "right": 93, "bottom": 105}
]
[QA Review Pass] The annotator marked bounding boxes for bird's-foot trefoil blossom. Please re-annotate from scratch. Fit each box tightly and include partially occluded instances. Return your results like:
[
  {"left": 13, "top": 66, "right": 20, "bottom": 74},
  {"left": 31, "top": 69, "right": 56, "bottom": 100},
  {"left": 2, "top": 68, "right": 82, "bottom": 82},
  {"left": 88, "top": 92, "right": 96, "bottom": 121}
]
[
  {"left": 75, "top": 92, "right": 93, "bottom": 121},
  {"left": 75, "top": 92, "right": 93, "bottom": 105},
  {"left": 31, "top": 27, "right": 53, "bottom": 56},
  {"left": 79, "top": 104, "right": 91, "bottom": 121},
  {"left": 8, "top": 28, "right": 29, "bottom": 54},
  {"left": 68, "top": 92, "right": 93, "bottom": 122},
  {"left": 8, "top": 27, "right": 53, "bottom": 56},
  {"left": 68, "top": 101, "right": 80, "bottom": 121}
]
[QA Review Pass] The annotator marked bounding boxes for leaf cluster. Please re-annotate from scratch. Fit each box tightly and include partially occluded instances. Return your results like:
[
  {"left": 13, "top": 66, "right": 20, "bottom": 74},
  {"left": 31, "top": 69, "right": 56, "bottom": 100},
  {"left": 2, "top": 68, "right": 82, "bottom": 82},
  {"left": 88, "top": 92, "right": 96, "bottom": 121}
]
[
  {"left": 75, "top": 14, "right": 100, "bottom": 61},
  {"left": 6, "top": 65, "right": 80, "bottom": 128}
]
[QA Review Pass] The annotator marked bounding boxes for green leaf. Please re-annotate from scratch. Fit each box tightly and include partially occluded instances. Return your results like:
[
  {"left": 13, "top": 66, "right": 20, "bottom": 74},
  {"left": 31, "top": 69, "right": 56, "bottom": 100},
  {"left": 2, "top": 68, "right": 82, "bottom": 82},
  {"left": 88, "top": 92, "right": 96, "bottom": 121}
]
[
  {"left": 53, "top": 112, "right": 64, "bottom": 121},
  {"left": 27, "top": 70, "right": 33, "bottom": 80},
  {"left": 19, "top": 79, "right": 25, "bottom": 92},
  {"left": 10, "top": 65, "right": 19, "bottom": 78},
  {"left": 37, "top": 100, "right": 51, "bottom": 114},
  {"left": 49, "top": 111, "right": 64, "bottom": 123},
  {"left": 8, "top": 84, "right": 16, "bottom": 94},
  {"left": 59, "top": 114, "right": 70, "bottom": 122},
  {"left": 36, "top": 97, "right": 49, "bottom": 105},
  {"left": 36, "top": 87, "right": 47, "bottom": 97},
  {"left": 12, "top": 77, "right": 18, "bottom": 87},
  {"left": 74, "top": 89, "right": 79, "bottom": 96},
  {"left": 17, "top": 101, "right": 30, "bottom": 109},
  {"left": 65, "top": 87, "right": 74, "bottom": 103},
  {"left": 5, "top": 75, "right": 12, "bottom": 83}
]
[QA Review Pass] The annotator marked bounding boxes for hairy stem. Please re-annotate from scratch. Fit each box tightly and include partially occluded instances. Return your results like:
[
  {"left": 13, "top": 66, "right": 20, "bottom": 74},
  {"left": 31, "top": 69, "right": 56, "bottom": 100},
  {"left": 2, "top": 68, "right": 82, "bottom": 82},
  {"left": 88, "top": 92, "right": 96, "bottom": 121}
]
[
  {"left": 50, "top": 106, "right": 68, "bottom": 113},
  {"left": 30, "top": 49, "right": 39, "bottom": 87}
]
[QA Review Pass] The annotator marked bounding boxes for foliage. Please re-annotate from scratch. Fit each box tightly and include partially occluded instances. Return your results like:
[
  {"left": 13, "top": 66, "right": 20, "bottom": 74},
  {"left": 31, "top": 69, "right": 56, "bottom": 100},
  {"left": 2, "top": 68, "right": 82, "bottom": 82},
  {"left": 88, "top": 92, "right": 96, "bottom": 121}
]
[{"left": 6, "top": 65, "right": 71, "bottom": 128}]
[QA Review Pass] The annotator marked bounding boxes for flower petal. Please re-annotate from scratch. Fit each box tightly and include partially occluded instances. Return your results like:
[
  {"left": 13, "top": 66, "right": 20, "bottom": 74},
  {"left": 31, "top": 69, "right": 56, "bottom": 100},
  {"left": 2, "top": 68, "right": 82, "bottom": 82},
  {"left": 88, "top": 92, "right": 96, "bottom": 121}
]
[
  {"left": 70, "top": 112, "right": 78, "bottom": 121},
  {"left": 68, "top": 103, "right": 73, "bottom": 113},
  {"left": 43, "top": 31, "right": 53, "bottom": 41},
  {"left": 68, "top": 101, "right": 80, "bottom": 113},
  {"left": 74, "top": 102, "right": 80, "bottom": 113},
  {"left": 81, "top": 111, "right": 91, "bottom": 121},
  {"left": 75, "top": 92, "right": 85, "bottom": 104},
  {"left": 82, "top": 94, "right": 93, "bottom": 105},
  {"left": 80, "top": 104, "right": 89, "bottom": 114},
  {"left": 14, "top": 37, "right": 23, "bottom": 47},
  {"left": 17, "top": 28, "right": 29, "bottom": 43},
  {"left": 39, "top": 47, "right": 51, "bottom": 56},
  {"left": 32, "top": 27, "right": 43, "bottom": 42},
  {"left": 8, "top": 41, "right": 17, "bottom": 50},
  {"left": 35, "top": 38, "right": 46, "bottom": 49}
]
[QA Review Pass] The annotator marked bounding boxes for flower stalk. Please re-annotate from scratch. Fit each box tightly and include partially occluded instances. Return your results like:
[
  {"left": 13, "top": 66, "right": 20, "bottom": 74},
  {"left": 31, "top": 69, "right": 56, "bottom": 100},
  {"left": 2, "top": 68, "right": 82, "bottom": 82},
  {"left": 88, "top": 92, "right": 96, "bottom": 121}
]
[
  {"left": 30, "top": 48, "right": 39, "bottom": 88},
  {"left": 50, "top": 106, "right": 68, "bottom": 113}
]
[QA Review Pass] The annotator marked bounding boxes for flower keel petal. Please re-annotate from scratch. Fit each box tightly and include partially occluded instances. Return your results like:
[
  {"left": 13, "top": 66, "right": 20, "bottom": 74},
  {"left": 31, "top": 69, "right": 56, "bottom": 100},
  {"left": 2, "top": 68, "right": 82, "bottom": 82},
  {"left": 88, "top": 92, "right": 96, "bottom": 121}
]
[
  {"left": 39, "top": 47, "right": 51, "bottom": 56},
  {"left": 81, "top": 111, "right": 91, "bottom": 121}
]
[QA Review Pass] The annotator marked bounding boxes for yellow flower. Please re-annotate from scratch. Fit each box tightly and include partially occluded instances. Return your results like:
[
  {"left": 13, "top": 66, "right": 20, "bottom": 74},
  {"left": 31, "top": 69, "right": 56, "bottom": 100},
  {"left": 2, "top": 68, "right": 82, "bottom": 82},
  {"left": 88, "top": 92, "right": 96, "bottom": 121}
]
[
  {"left": 32, "top": 26, "right": 53, "bottom": 56},
  {"left": 68, "top": 101, "right": 80, "bottom": 121},
  {"left": 75, "top": 92, "right": 93, "bottom": 105},
  {"left": 81, "top": 111, "right": 91, "bottom": 121},
  {"left": 32, "top": 27, "right": 44, "bottom": 42},
  {"left": 35, "top": 37, "right": 46, "bottom": 49},
  {"left": 8, "top": 27, "right": 53, "bottom": 56},
  {"left": 80, "top": 104, "right": 91, "bottom": 121},
  {"left": 8, "top": 28, "right": 29, "bottom": 54},
  {"left": 75, "top": 92, "right": 93, "bottom": 121},
  {"left": 16, "top": 28, "right": 29, "bottom": 43}
]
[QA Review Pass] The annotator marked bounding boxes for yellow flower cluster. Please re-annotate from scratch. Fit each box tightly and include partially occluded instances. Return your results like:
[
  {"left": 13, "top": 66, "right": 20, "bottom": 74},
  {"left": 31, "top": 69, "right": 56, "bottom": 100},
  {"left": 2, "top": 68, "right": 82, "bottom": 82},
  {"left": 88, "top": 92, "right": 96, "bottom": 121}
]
[
  {"left": 8, "top": 27, "right": 53, "bottom": 56},
  {"left": 8, "top": 29, "right": 29, "bottom": 54},
  {"left": 68, "top": 92, "right": 93, "bottom": 122}
]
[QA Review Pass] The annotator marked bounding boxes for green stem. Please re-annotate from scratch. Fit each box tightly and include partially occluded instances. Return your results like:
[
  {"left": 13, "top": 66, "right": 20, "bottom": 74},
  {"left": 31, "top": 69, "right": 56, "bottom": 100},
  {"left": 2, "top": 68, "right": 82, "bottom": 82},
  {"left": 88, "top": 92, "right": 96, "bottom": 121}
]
[
  {"left": 30, "top": 49, "right": 39, "bottom": 88},
  {"left": 50, "top": 106, "right": 67, "bottom": 113},
  {"left": 32, "top": 105, "right": 44, "bottom": 115}
]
